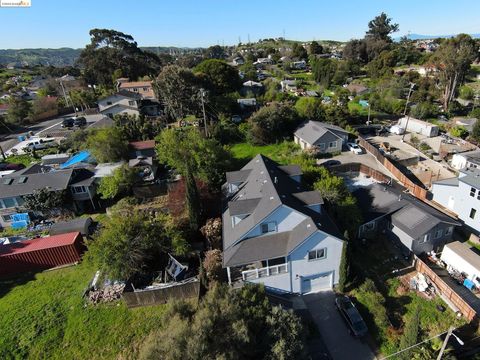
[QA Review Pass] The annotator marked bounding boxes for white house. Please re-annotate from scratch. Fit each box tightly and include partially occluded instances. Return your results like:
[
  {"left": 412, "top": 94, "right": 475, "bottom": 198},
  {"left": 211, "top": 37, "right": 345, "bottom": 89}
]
[
  {"left": 223, "top": 155, "right": 344, "bottom": 294},
  {"left": 432, "top": 167, "right": 480, "bottom": 233},
  {"left": 451, "top": 150, "right": 480, "bottom": 170},
  {"left": 294, "top": 120, "right": 348, "bottom": 154},
  {"left": 441, "top": 241, "right": 480, "bottom": 288},
  {"left": 397, "top": 116, "right": 439, "bottom": 137},
  {"left": 97, "top": 90, "right": 142, "bottom": 118}
]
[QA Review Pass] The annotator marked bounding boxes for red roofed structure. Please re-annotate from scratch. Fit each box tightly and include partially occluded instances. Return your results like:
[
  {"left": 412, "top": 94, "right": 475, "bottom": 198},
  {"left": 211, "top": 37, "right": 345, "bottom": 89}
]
[
  {"left": 0, "top": 232, "right": 84, "bottom": 276},
  {"left": 129, "top": 140, "right": 155, "bottom": 151}
]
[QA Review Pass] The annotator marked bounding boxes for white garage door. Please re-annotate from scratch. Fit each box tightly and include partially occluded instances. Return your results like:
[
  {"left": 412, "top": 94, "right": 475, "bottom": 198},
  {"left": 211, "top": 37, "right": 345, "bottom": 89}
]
[{"left": 301, "top": 273, "right": 332, "bottom": 294}]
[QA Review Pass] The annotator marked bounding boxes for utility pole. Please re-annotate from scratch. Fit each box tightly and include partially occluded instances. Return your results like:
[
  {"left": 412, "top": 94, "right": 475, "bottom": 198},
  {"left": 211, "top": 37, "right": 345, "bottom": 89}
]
[
  {"left": 402, "top": 83, "right": 416, "bottom": 142},
  {"left": 437, "top": 326, "right": 464, "bottom": 360},
  {"left": 200, "top": 89, "right": 208, "bottom": 137}
]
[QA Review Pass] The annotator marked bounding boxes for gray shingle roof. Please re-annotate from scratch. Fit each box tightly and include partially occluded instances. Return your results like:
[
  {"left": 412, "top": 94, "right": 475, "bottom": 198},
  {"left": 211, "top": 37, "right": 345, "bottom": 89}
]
[
  {"left": 223, "top": 154, "right": 342, "bottom": 267},
  {"left": 228, "top": 198, "right": 261, "bottom": 216},
  {"left": 460, "top": 150, "right": 480, "bottom": 166},
  {"left": 226, "top": 169, "right": 252, "bottom": 184},
  {"left": 294, "top": 120, "right": 346, "bottom": 146},
  {"left": 278, "top": 165, "right": 302, "bottom": 176},
  {"left": 459, "top": 168, "right": 480, "bottom": 189},
  {"left": 432, "top": 177, "right": 459, "bottom": 187},
  {"left": 354, "top": 183, "right": 459, "bottom": 239},
  {"left": 0, "top": 169, "right": 74, "bottom": 198},
  {"left": 292, "top": 191, "right": 324, "bottom": 205}
]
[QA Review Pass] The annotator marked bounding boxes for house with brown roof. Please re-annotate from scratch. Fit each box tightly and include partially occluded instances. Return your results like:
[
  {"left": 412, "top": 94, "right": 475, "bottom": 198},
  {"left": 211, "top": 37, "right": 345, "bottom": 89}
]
[{"left": 117, "top": 80, "right": 156, "bottom": 99}]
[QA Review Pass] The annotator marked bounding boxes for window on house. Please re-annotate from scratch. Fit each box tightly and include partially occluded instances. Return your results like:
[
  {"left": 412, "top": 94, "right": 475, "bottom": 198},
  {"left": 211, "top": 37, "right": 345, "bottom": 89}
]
[
  {"left": 2, "top": 214, "right": 13, "bottom": 222},
  {"left": 308, "top": 248, "right": 327, "bottom": 261},
  {"left": 106, "top": 101, "right": 112, "bottom": 106},
  {"left": 71, "top": 186, "right": 87, "bottom": 194},
  {"left": 128, "top": 100, "right": 136, "bottom": 106},
  {"left": 143, "top": 87, "right": 148, "bottom": 91},
  {"left": 2, "top": 197, "right": 16, "bottom": 208},
  {"left": 318, "top": 143, "right": 325, "bottom": 150},
  {"left": 470, "top": 208, "right": 477, "bottom": 219},
  {"left": 261, "top": 222, "right": 277, "bottom": 234},
  {"left": 420, "top": 233, "right": 431, "bottom": 243},
  {"left": 445, "top": 226, "right": 453, "bottom": 236},
  {"left": 328, "top": 141, "right": 337, "bottom": 148},
  {"left": 434, "top": 229, "right": 443, "bottom": 239},
  {"left": 471, "top": 187, "right": 477, "bottom": 197},
  {"left": 364, "top": 221, "right": 376, "bottom": 231}
]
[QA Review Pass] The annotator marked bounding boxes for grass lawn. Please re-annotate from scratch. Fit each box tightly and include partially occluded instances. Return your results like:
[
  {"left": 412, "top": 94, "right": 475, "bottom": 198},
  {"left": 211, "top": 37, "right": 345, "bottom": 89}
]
[
  {"left": 4, "top": 154, "right": 37, "bottom": 167},
  {"left": 0, "top": 263, "right": 167, "bottom": 359},
  {"left": 229, "top": 141, "right": 301, "bottom": 166},
  {"left": 349, "top": 236, "right": 466, "bottom": 355}
]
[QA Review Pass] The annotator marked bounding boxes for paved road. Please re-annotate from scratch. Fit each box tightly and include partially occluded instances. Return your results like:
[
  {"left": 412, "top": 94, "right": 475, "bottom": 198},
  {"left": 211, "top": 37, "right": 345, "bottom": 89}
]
[
  {"left": 304, "top": 291, "right": 376, "bottom": 360},
  {"left": 0, "top": 115, "right": 72, "bottom": 153}
]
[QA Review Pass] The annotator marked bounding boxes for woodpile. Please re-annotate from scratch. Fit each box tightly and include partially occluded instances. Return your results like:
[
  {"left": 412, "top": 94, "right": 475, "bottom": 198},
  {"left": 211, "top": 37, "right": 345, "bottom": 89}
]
[{"left": 88, "top": 283, "right": 125, "bottom": 304}]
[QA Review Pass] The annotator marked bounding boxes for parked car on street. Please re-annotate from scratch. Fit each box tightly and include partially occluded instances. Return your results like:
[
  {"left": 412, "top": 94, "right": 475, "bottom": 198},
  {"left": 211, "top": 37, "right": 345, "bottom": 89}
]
[
  {"left": 389, "top": 125, "right": 405, "bottom": 135},
  {"left": 335, "top": 296, "right": 368, "bottom": 338},
  {"left": 347, "top": 142, "right": 362, "bottom": 154},
  {"left": 73, "top": 116, "right": 87, "bottom": 127},
  {"left": 321, "top": 160, "right": 341, "bottom": 167},
  {"left": 61, "top": 118, "right": 75, "bottom": 128}
]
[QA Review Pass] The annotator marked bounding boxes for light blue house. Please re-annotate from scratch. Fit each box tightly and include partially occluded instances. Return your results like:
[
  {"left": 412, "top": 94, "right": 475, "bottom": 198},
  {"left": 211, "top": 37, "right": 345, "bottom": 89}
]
[{"left": 222, "top": 155, "right": 344, "bottom": 294}]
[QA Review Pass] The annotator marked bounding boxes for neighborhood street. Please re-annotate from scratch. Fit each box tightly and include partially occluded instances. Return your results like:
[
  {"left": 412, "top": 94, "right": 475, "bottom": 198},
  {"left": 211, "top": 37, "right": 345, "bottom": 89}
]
[{"left": 304, "top": 291, "right": 376, "bottom": 360}]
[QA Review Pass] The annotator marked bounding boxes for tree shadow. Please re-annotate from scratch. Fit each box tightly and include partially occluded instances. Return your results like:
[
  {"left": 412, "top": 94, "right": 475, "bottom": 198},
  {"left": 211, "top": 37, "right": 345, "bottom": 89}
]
[{"left": 0, "top": 271, "right": 38, "bottom": 299}]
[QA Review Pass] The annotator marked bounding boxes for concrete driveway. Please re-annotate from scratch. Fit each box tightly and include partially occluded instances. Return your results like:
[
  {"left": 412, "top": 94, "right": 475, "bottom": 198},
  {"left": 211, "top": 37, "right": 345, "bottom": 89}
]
[{"left": 303, "top": 291, "right": 376, "bottom": 360}]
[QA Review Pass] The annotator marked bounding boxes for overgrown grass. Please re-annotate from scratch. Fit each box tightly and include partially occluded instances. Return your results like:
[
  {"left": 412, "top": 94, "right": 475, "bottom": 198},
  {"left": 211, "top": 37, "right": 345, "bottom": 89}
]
[
  {"left": 229, "top": 141, "right": 301, "bottom": 166},
  {"left": 0, "top": 263, "right": 167, "bottom": 359},
  {"left": 4, "top": 154, "right": 37, "bottom": 167}
]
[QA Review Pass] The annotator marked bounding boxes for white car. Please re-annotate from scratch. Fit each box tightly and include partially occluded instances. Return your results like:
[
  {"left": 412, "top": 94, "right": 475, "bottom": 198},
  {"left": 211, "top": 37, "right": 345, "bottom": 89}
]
[
  {"left": 389, "top": 125, "right": 405, "bottom": 135},
  {"left": 347, "top": 142, "right": 363, "bottom": 154}
]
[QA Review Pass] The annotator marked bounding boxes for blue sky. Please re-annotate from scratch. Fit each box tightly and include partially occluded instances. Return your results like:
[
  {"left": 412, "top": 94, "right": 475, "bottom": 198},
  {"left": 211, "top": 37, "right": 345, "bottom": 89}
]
[{"left": 0, "top": 0, "right": 479, "bottom": 49}]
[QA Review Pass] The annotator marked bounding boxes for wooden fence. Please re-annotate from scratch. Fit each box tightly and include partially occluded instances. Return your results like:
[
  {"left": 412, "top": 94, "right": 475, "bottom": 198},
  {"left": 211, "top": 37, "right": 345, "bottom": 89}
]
[
  {"left": 414, "top": 256, "right": 477, "bottom": 322},
  {"left": 357, "top": 136, "right": 428, "bottom": 200},
  {"left": 122, "top": 278, "right": 200, "bottom": 308},
  {"left": 329, "top": 162, "right": 391, "bottom": 183}
]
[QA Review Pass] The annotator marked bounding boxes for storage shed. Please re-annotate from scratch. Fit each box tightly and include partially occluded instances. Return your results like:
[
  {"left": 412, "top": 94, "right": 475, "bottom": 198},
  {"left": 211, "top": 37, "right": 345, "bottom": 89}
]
[
  {"left": 0, "top": 232, "right": 84, "bottom": 276},
  {"left": 397, "top": 116, "right": 439, "bottom": 137},
  {"left": 440, "top": 241, "right": 480, "bottom": 287},
  {"left": 49, "top": 217, "right": 94, "bottom": 237}
]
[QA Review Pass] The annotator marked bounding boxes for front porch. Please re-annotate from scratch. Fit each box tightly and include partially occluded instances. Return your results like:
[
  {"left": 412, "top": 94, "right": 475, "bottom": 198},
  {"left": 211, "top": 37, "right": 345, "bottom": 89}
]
[{"left": 227, "top": 256, "right": 289, "bottom": 285}]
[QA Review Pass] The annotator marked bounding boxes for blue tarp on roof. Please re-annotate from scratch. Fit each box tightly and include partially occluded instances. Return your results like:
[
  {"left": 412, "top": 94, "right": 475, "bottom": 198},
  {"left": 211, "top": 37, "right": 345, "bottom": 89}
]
[
  {"left": 359, "top": 100, "right": 369, "bottom": 108},
  {"left": 464, "top": 278, "right": 475, "bottom": 290},
  {"left": 60, "top": 151, "right": 91, "bottom": 169},
  {"left": 11, "top": 213, "right": 30, "bottom": 229}
]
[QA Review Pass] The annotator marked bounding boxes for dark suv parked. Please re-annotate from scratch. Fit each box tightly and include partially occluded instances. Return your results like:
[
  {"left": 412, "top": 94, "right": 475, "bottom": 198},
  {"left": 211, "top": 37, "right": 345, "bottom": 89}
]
[
  {"left": 335, "top": 296, "right": 368, "bottom": 338},
  {"left": 73, "top": 116, "right": 87, "bottom": 127},
  {"left": 61, "top": 118, "right": 75, "bottom": 128}
]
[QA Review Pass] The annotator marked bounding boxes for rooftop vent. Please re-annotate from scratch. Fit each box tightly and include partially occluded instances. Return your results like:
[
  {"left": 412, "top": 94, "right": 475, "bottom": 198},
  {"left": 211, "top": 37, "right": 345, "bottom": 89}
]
[
  {"left": 269, "top": 196, "right": 274, "bottom": 200},
  {"left": 307, "top": 224, "right": 311, "bottom": 228},
  {"left": 263, "top": 180, "right": 267, "bottom": 184},
  {"left": 274, "top": 176, "right": 278, "bottom": 184}
]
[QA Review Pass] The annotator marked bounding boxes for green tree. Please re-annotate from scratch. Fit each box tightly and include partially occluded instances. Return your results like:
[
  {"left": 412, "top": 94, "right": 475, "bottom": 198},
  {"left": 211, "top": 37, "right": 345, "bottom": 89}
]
[
  {"left": 433, "top": 34, "right": 478, "bottom": 109},
  {"left": 139, "top": 284, "right": 308, "bottom": 360},
  {"left": 154, "top": 65, "right": 202, "bottom": 120},
  {"left": 85, "top": 127, "right": 128, "bottom": 163},
  {"left": 365, "top": 12, "right": 399, "bottom": 42},
  {"left": 291, "top": 43, "right": 308, "bottom": 60},
  {"left": 459, "top": 85, "right": 474, "bottom": 100},
  {"left": 337, "top": 241, "right": 348, "bottom": 293},
  {"left": 204, "top": 45, "right": 225, "bottom": 59},
  {"left": 309, "top": 41, "right": 323, "bottom": 55},
  {"left": 23, "top": 188, "right": 66, "bottom": 214},
  {"left": 156, "top": 128, "right": 231, "bottom": 229},
  {"left": 471, "top": 119, "right": 480, "bottom": 142},
  {"left": 97, "top": 164, "right": 137, "bottom": 199},
  {"left": 410, "top": 101, "right": 439, "bottom": 120},
  {"left": 366, "top": 50, "right": 396, "bottom": 79},
  {"left": 247, "top": 102, "right": 300, "bottom": 145},
  {"left": 114, "top": 113, "right": 163, "bottom": 141},
  {"left": 311, "top": 58, "right": 337, "bottom": 87},
  {"left": 295, "top": 97, "right": 325, "bottom": 121},
  {"left": 194, "top": 59, "right": 241, "bottom": 95},
  {"left": 398, "top": 305, "right": 420, "bottom": 360},
  {"left": 86, "top": 211, "right": 187, "bottom": 280},
  {"left": 69, "top": 89, "right": 97, "bottom": 110},
  {"left": 31, "top": 96, "right": 58, "bottom": 119},
  {"left": 313, "top": 169, "right": 346, "bottom": 203},
  {"left": 6, "top": 97, "right": 31, "bottom": 125},
  {"left": 77, "top": 28, "right": 162, "bottom": 86}
]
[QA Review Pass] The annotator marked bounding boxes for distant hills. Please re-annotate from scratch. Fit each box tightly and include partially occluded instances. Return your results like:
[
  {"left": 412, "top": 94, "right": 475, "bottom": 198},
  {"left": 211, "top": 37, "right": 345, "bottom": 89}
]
[
  {"left": 0, "top": 46, "right": 203, "bottom": 67},
  {"left": 395, "top": 33, "right": 480, "bottom": 41}
]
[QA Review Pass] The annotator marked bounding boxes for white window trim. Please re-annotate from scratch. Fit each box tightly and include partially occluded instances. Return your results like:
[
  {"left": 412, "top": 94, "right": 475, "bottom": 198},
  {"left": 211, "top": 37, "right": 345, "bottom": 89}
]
[
  {"left": 72, "top": 185, "right": 87, "bottom": 194},
  {"left": 308, "top": 248, "right": 327, "bottom": 261},
  {"left": 328, "top": 141, "right": 337, "bottom": 148},
  {"left": 261, "top": 221, "right": 277, "bottom": 234}
]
